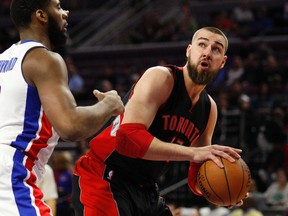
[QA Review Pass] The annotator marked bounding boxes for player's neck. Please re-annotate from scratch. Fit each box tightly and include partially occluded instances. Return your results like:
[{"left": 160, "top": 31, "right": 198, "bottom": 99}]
[
  {"left": 19, "top": 29, "right": 52, "bottom": 50},
  {"left": 183, "top": 68, "right": 205, "bottom": 101}
]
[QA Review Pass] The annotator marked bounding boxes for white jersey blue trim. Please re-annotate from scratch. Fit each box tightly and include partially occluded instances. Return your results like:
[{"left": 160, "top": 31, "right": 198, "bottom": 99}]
[{"left": 0, "top": 41, "right": 60, "bottom": 215}]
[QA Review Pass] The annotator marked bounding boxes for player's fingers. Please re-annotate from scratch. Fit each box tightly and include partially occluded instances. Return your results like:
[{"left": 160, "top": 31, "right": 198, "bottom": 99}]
[
  {"left": 236, "top": 200, "right": 243, "bottom": 206},
  {"left": 212, "top": 145, "right": 242, "bottom": 160},
  {"left": 228, "top": 193, "right": 248, "bottom": 208},
  {"left": 214, "top": 144, "right": 242, "bottom": 153},
  {"left": 93, "top": 89, "right": 99, "bottom": 95},
  {"left": 210, "top": 147, "right": 237, "bottom": 163},
  {"left": 93, "top": 89, "right": 105, "bottom": 101},
  {"left": 231, "top": 147, "right": 243, "bottom": 153},
  {"left": 227, "top": 200, "right": 243, "bottom": 209},
  {"left": 226, "top": 146, "right": 242, "bottom": 159},
  {"left": 209, "top": 154, "right": 224, "bottom": 168}
]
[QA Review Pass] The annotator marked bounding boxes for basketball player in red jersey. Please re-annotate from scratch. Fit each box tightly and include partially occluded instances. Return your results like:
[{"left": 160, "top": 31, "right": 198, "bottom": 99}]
[{"left": 72, "top": 27, "right": 246, "bottom": 216}]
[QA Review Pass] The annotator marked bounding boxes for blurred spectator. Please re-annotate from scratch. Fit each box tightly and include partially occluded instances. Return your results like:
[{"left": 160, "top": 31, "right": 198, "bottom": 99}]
[
  {"left": 175, "top": 3, "right": 199, "bottom": 41},
  {"left": 256, "top": 107, "right": 287, "bottom": 190},
  {"left": 262, "top": 107, "right": 287, "bottom": 173},
  {"left": 241, "top": 53, "right": 262, "bottom": 87},
  {"left": 225, "top": 56, "right": 245, "bottom": 87},
  {"left": 262, "top": 107, "right": 286, "bottom": 147},
  {"left": 234, "top": 37, "right": 255, "bottom": 60},
  {"left": 262, "top": 55, "right": 284, "bottom": 91},
  {"left": 246, "top": 178, "right": 267, "bottom": 211},
  {"left": 200, "top": 206, "right": 230, "bottom": 216},
  {"left": 99, "top": 65, "right": 117, "bottom": 87},
  {"left": 250, "top": 83, "right": 274, "bottom": 117},
  {"left": 232, "top": 0, "right": 254, "bottom": 23},
  {"left": 213, "top": 91, "right": 230, "bottom": 144},
  {"left": 52, "top": 151, "right": 74, "bottom": 216},
  {"left": 232, "top": 0, "right": 254, "bottom": 36},
  {"left": 115, "top": 81, "right": 128, "bottom": 99},
  {"left": 212, "top": 10, "right": 238, "bottom": 37},
  {"left": 129, "top": 10, "right": 163, "bottom": 43},
  {"left": 229, "top": 206, "right": 263, "bottom": 216},
  {"left": 264, "top": 168, "right": 288, "bottom": 208},
  {"left": 254, "top": 41, "right": 274, "bottom": 66},
  {"left": 227, "top": 81, "right": 244, "bottom": 109},
  {"left": 181, "top": 207, "right": 201, "bottom": 216},
  {"left": 217, "top": 91, "right": 230, "bottom": 113},
  {"left": 38, "top": 164, "right": 58, "bottom": 216},
  {"left": 117, "top": 65, "right": 136, "bottom": 94},
  {"left": 238, "top": 94, "right": 260, "bottom": 150},
  {"left": 97, "top": 79, "right": 114, "bottom": 92},
  {"left": 65, "top": 56, "right": 85, "bottom": 97},
  {"left": 251, "top": 6, "right": 272, "bottom": 36}
]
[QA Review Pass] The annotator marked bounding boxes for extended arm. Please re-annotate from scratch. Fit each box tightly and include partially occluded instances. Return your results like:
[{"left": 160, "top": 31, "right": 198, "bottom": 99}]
[{"left": 23, "top": 48, "right": 124, "bottom": 141}]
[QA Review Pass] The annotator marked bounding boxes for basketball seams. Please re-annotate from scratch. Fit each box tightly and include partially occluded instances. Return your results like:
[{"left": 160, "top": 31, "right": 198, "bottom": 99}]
[
  {"left": 203, "top": 161, "right": 225, "bottom": 206},
  {"left": 221, "top": 157, "right": 232, "bottom": 205},
  {"left": 236, "top": 159, "right": 245, "bottom": 204},
  {"left": 196, "top": 157, "right": 250, "bottom": 207}
]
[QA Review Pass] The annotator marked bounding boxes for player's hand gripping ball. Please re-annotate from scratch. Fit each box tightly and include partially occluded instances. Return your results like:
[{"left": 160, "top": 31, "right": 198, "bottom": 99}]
[{"left": 197, "top": 156, "right": 251, "bottom": 206}]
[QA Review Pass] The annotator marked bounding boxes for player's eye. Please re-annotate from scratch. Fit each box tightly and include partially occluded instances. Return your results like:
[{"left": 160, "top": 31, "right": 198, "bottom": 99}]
[
  {"left": 212, "top": 47, "right": 220, "bottom": 53},
  {"left": 198, "top": 43, "right": 206, "bottom": 48}
]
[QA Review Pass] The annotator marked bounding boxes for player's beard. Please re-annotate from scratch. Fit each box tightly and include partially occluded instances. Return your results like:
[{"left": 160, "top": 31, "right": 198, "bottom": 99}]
[
  {"left": 48, "top": 14, "right": 68, "bottom": 49},
  {"left": 187, "top": 56, "right": 218, "bottom": 85}
]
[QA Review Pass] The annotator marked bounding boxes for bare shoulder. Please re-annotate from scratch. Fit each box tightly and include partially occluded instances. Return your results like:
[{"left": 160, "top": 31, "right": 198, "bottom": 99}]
[
  {"left": 207, "top": 94, "right": 216, "bottom": 105},
  {"left": 207, "top": 94, "right": 218, "bottom": 116},
  {"left": 23, "top": 47, "right": 65, "bottom": 70},
  {"left": 145, "top": 65, "right": 173, "bottom": 75},
  {"left": 23, "top": 47, "right": 67, "bottom": 86},
  {"left": 132, "top": 66, "right": 175, "bottom": 106},
  {"left": 142, "top": 66, "right": 174, "bottom": 83}
]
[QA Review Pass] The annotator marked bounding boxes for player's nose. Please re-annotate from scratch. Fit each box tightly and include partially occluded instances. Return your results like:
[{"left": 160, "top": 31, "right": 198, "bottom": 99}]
[
  {"left": 203, "top": 45, "right": 212, "bottom": 56},
  {"left": 63, "top": 10, "right": 69, "bottom": 19}
]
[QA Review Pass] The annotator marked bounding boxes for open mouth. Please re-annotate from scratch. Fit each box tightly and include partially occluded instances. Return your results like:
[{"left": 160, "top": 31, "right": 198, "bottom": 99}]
[
  {"left": 200, "top": 61, "right": 209, "bottom": 69},
  {"left": 63, "top": 23, "right": 68, "bottom": 32}
]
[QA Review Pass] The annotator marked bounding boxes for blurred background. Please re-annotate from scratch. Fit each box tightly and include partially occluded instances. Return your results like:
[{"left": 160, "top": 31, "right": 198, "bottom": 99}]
[{"left": 1, "top": 0, "right": 288, "bottom": 215}]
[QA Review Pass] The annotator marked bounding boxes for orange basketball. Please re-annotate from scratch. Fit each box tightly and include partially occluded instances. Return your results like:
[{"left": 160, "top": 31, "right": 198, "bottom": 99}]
[{"left": 197, "top": 157, "right": 251, "bottom": 206}]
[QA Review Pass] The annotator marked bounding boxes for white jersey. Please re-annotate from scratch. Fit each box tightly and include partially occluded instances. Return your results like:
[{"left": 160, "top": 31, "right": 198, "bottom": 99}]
[
  {"left": 0, "top": 40, "right": 60, "bottom": 216},
  {"left": 0, "top": 40, "right": 59, "bottom": 166}
]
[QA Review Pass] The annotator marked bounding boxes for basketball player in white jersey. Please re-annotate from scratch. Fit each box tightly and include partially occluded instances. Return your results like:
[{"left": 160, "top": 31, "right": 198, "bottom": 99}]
[{"left": 0, "top": 0, "right": 124, "bottom": 215}]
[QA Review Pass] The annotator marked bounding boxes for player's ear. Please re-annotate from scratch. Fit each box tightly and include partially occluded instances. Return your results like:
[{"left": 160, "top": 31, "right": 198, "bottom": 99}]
[
  {"left": 35, "top": 9, "right": 48, "bottom": 23},
  {"left": 186, "top": 44, "right": 192, "bottom": 58},
  {"left": 220, "top": 55, "right": 227, "bottom": 69}
]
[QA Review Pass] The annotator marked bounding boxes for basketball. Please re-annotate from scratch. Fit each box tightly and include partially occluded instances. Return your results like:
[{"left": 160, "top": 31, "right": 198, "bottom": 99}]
[{"left": 196, "top": 156, "right": 251, "bottom": 206}]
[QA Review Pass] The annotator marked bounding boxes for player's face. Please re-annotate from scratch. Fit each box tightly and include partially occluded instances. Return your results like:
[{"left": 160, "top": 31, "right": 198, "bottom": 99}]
[
  {"left": 186, "top": 29, "right": 227, "bottom": 85},
  {"left": 47, "top": 0, "right": 69, "bottom": 48}
]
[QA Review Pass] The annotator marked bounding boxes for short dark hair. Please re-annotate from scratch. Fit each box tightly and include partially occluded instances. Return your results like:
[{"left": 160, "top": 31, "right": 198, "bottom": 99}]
[{"left": 10, "top": 0, "right": 50, "bottom": 29}]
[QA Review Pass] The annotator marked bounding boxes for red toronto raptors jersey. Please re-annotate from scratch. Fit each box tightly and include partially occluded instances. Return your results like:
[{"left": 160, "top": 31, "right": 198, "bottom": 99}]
[{"left": 87, "top": 65, "right": 211, "bottom": 184}]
